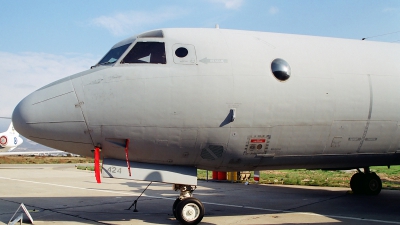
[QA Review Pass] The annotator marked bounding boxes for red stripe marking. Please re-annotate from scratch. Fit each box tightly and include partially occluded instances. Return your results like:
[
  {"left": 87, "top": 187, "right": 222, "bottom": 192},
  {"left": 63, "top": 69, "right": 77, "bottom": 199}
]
[
  {"left": 125, "top": 139, "right": 131, "bottom": 176},
  {"left": 250, "top": 139, "right": 266, "bottom": 143},
  {"left": 94, "top": 147, "right": 101, "bottom": 183}
]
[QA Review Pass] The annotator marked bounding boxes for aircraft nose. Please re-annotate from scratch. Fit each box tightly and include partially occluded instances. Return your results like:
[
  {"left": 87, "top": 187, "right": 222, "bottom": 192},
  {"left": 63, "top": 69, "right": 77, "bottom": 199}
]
[{"left": 12, "top": 78, "right": 94, "bottom": 152}]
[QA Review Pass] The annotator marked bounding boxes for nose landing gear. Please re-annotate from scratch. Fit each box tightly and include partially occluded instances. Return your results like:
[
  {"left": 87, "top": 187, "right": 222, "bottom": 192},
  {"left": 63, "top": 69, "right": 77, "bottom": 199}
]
[
  {"left": 350, "top": 167, "right": 382, "bottom": 195},
  {"left": 173, "top": 184, "right": 205, "bottom": 225}
]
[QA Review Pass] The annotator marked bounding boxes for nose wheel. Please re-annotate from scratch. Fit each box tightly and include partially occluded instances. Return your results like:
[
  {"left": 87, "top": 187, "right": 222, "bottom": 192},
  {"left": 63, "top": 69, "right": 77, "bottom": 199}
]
[
  {"left": 350, "top": 168, "right": 382, "bottom": 195},
  {"left": 173, "top": 184, "right": 205, "bottom": 225},
  {"left": 174, "top": 197, "right": 205, "bottom": 224},
  {"left": 172, "top": 198, "right": 182, "bottom": 218}
]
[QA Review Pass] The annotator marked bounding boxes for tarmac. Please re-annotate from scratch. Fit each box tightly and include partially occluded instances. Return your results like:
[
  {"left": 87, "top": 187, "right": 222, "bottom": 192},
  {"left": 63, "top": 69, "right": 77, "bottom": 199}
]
[{"left": 0, "top": 164, "right": 400, "bottom": 225}]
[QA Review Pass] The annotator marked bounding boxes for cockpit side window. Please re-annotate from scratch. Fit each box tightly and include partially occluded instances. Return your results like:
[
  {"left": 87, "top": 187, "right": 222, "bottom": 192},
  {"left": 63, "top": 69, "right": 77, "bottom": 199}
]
[
  {"left": 121, "top": 42, "right": 166, "bottom": 64},
  {"left": 97, "top": 43, "right": 131, "bottom": 66}
]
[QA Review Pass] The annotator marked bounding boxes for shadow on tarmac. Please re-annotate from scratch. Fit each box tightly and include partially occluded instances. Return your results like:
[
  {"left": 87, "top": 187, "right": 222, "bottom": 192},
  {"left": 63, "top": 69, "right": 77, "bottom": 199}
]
[{"left": 1, "top": 180, "right": 400, "bottom": 225}]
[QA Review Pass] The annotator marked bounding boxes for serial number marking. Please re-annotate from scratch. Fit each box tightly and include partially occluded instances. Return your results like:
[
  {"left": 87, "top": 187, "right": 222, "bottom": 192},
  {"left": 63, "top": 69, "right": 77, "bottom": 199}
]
[{"left": 106, "top": 166, "right": 122, "bottom": 174}]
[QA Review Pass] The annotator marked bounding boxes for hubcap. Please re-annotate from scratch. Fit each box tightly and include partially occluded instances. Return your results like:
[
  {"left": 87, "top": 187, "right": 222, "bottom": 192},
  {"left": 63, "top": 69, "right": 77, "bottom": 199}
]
[{"left": 182, "top": 203, "right": 200, "bottom": 221}]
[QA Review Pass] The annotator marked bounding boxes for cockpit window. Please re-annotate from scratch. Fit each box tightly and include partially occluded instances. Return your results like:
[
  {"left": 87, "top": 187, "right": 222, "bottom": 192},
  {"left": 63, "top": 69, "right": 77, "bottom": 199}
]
[
  {"left": 97, "top": 43, "right": 131, "bottom": 66},
  {"left": 121, "top": 42, "right": 166, "bottom": 64}
]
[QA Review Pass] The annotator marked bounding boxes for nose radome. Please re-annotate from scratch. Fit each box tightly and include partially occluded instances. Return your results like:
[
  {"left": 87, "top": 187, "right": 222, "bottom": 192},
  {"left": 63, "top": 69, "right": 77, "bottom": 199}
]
[
  {"left": 12, "top": 94, "right": 33, "bottom": 138},
  {"left": 12, "top": 78, "right": 94, "bottom": 153}
]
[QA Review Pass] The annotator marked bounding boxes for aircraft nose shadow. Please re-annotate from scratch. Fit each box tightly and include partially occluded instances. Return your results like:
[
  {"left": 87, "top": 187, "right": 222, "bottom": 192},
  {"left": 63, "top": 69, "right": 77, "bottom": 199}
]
[{"left": 144, "top": 171, "right": 162, "bottom": 183}]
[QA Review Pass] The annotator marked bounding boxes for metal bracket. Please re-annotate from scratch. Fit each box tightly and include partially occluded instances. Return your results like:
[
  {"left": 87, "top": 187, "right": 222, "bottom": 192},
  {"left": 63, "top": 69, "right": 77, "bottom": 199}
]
[
  {"left": 126, "top": 182, "right": 152, "bottom": 212},
  {"left": 173, "top": 184, "right": 197, "bottom": 199},
  {"left": 230, "top": 108, "right": 236, "bottom": 122}
]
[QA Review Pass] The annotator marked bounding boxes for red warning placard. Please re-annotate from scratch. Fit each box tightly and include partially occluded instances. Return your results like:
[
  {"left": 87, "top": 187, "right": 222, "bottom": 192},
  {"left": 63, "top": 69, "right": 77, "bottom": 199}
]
[{"left": 250, "top": 138, "right": 266, "bottom": 143}]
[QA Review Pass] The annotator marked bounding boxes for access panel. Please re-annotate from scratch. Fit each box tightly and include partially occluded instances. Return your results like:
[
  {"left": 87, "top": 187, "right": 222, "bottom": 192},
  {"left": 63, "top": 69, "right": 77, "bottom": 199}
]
[{"left": 102, "top": 158, "right": 197, "bottom": 185}]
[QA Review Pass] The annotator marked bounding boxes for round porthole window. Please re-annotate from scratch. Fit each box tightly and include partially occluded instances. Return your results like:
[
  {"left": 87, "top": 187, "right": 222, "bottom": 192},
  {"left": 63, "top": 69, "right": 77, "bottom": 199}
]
[
  {"left": 175, "top": 47, "right": 188, "bottom": 58},
  {"left": 271, "top": 58, "right": 291, "bottom": 81}
]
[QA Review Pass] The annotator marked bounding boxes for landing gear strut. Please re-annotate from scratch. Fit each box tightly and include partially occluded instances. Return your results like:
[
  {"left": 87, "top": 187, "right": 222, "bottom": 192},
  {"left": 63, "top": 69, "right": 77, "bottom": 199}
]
[
  {"left": 172, "top": 184, "right": 205, "bottom": 225},
  {"left": 350, "top": 167, "right": 382, "bottom": 195}
]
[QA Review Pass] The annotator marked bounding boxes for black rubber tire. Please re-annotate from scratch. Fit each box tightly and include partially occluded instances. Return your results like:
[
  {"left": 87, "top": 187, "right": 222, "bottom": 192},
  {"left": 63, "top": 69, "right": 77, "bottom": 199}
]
[
  {"left": 172, "top": 198, "right": 181, "bottom": 218},
  {"left": 175, "top": 197, "right": 205, "bottom": 225},
  {"left": 350, "top": 173, "right": 365, "bottom": 194},
  {"left": 364, "top": 172, "right": 382, "bottom": 195}
]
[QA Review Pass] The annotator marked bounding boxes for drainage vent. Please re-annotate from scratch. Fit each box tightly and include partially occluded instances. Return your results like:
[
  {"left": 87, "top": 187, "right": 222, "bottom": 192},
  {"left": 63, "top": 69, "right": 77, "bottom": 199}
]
[{"left": 200, "top": 145, "right": 224, "bottom": 160}]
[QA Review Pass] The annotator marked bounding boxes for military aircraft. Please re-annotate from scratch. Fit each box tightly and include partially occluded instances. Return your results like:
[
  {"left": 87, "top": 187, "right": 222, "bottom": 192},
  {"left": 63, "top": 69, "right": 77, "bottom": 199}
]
[
  {"left": 12, "top": 28, "right": 400, "bottom": 224},
  {"left": 0, "top": 122, "right": 23, "bottom": 152}
]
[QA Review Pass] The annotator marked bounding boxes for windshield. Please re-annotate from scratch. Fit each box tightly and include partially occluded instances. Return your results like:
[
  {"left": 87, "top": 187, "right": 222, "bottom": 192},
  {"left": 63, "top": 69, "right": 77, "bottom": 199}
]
[
  {"left": 121, "top": 42, "right": 166, "bottom": 64},
  {"left": 96, "top": 43, "right": 131, "bottom": 66}
]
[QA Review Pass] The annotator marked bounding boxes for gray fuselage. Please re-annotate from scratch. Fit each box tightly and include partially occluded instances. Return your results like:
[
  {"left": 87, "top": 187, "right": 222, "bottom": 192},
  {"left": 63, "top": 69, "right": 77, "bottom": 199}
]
[{"left": 12, "top": 28, "right": 400, "bottom": 171}]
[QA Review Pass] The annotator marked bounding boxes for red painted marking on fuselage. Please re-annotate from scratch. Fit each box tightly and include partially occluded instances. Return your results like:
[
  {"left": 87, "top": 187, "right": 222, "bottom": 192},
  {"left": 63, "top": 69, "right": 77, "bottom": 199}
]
[{"left": 250, "top": 139, "right": 266, "bottom": 143}]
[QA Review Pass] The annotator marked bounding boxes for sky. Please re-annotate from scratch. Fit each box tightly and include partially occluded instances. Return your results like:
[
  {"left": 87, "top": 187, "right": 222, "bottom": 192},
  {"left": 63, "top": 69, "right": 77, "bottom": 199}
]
[{"left": 0, "top": 0, "right": 399, "bottom": 131}]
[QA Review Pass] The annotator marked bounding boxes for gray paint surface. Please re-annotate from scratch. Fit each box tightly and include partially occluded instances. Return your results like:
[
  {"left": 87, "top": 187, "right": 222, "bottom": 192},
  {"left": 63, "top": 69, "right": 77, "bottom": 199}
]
[
  {"left": 11, "top": 28, "right": 400, "bottom": 175},
  {"left": 102, "top": 158, "right": 197, "bottom": 185}
]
